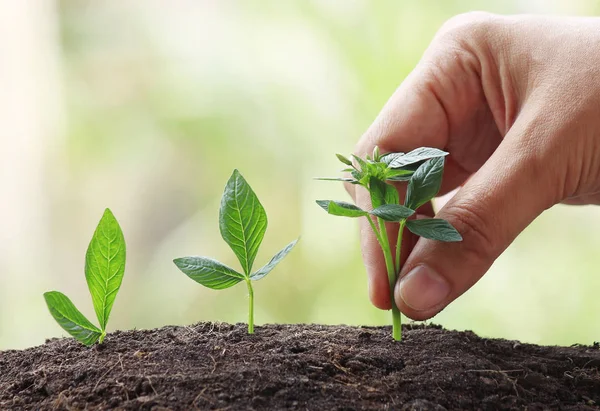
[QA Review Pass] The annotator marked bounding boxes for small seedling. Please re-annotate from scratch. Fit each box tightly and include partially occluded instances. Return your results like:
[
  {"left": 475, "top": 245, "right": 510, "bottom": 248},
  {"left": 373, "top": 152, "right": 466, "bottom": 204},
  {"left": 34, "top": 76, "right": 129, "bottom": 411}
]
[
  {"left": 317, "top": 147, "right": 462, "bottom": 341},
  {"left": 44, "top": 209, "right": 126, "bottom": 346},
  {"left": 173, "top": 169, "right": 298, "bottom": 334}
]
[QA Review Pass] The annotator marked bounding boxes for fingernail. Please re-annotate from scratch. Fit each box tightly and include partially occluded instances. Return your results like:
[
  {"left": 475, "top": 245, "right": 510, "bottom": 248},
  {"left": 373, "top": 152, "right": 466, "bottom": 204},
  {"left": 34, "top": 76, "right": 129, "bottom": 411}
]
[{"left": 397, "top": 265, "right": 450, "bottom": 312}]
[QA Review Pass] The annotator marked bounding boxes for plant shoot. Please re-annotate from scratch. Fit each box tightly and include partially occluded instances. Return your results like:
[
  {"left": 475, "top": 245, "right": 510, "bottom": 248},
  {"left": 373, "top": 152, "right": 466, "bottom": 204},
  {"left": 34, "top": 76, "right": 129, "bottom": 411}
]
[
  {"left": 44, "top": 209, "right": 126, "bottom": 346},
  {"left": 317, "top": 147, "right": 462, "bottom": 341},
  {"left": 174, "top": 169, "right": 298, "bottom": 334}
]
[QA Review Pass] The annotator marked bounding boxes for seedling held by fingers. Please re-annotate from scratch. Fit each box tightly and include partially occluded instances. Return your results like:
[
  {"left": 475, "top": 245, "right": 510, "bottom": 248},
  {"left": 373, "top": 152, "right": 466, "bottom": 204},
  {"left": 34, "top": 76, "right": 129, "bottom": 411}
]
[
  {"left": 174, "top": 170, "right": 298, "bottom": 334},
  {"left": 317, "top": 147, "right": 462, "bottom": 341},
  {"left": 44, "top": 209, "right": 127, "bottom": 346}
]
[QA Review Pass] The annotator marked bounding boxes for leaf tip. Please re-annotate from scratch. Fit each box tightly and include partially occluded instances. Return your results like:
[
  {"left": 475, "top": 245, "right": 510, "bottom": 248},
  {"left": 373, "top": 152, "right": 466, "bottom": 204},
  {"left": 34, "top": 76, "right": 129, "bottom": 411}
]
[{"left": 315, "top": 200, "right": 330, "bottom": 211}]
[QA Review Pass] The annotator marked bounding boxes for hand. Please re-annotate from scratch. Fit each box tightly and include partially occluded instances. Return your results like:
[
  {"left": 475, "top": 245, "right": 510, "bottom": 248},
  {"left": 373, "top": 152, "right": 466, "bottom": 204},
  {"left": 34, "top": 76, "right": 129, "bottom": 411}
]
[{"left": 348, "top": 12, "right": 600, "bottom": 320}]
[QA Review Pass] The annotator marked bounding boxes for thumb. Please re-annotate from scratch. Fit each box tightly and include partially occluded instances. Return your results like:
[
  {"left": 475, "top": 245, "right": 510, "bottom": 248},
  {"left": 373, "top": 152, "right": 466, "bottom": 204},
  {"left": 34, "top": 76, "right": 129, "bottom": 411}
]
[{"left": 394, "top": 123, "right": 559, "bottom": 320}]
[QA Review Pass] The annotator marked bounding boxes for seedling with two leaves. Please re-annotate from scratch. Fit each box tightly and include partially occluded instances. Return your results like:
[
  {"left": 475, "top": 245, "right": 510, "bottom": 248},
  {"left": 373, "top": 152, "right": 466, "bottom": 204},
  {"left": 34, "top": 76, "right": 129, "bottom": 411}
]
[
  {"left": 174, "top": 170, "right": 298, "bottom": 334},
  {"left": 317, "top": 147, "right": 462, "bottom": 341},
  {"left": 44, "top": 209, "right": 126, "bottom": 346}
]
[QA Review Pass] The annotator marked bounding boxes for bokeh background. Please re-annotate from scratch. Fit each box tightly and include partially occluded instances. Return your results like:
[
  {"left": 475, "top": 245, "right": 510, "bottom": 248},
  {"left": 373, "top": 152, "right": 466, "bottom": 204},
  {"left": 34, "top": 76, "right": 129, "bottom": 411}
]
[{"left": 1, "top": 0, "right": 599, "bottom": 350}]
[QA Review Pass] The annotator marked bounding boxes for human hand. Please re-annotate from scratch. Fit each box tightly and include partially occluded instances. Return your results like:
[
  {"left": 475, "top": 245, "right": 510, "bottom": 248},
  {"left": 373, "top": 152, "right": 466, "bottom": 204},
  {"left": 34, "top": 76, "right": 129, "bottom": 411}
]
[{"left": 348, "top": 13, "right": 600, "bottom": 320}]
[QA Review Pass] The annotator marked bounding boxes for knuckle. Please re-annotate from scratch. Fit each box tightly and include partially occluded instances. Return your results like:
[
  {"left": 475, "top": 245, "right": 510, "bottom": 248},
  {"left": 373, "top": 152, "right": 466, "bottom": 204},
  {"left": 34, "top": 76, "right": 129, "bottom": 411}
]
[{"left": 435, "top": 11, "right": 501, "bottom": 46}]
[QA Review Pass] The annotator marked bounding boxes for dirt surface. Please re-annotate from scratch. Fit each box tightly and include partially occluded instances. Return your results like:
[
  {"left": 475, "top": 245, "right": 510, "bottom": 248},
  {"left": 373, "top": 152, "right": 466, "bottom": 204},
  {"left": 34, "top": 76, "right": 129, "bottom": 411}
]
[{"left": 1, "top": 323, "right": 599, "bottom": 410}]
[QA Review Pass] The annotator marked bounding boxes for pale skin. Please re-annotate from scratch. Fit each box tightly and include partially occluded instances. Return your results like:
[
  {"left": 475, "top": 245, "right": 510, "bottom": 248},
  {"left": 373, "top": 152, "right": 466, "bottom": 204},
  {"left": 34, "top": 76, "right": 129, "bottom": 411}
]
[{"left": 348, "top": 13, "right": 600, "bottom": 321}]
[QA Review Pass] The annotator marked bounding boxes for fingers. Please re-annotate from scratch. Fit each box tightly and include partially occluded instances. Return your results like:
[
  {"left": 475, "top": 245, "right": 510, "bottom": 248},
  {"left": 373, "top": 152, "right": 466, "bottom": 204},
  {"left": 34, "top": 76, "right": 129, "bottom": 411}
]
[
  {"left": 395, "top": 118, "right": 557, "bottom": 320},
  {"left": 349, "top": 12, "right": 505, "bottom": 311},
  {"left": 349, "top": 55, "right": 473, "bottom": 309},
  {"left": 351, "top": 71, "right": 448, "bottom": 308}
]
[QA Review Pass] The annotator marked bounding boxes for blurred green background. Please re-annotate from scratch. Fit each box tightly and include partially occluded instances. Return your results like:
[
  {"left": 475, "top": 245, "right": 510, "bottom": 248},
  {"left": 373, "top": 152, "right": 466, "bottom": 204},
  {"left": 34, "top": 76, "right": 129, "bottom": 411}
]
[{"left": 1, "top": 0, "right": 599, "bottom": 350}]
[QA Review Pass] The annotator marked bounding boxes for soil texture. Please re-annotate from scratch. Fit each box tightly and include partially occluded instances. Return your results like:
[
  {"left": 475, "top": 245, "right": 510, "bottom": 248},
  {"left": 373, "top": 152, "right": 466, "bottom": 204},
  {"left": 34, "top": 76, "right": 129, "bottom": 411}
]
[{"left": 1, "top": 323, "right": 599, "bottom": 410}]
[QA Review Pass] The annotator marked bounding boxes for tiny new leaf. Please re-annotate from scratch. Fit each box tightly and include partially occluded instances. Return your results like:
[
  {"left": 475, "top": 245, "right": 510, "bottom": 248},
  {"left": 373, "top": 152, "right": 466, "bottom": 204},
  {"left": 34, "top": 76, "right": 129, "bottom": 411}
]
[
  {"left": 220, "top": 170, "right": 268, "bottom": 276},
  {"left": 406, "top": 218, "right": 462, "bottom": 242},
  {"left": 336, "top": 153, "right": 353, "bottom": 166},
  {"left": 370, "top": 204, "right": 415, "bottom": 221},
  {"left": 85, "top": 208, "right": 126, "bottom": 331},
  {"left": 44, "top": 291, "right": 102, "bottom": 346},
  {"left": 173, "top": 257, "right": 244, "bottom": 289},
  {"left": 316, "top": 200, "right": 367, "bottom": 218},
  {"left": 385, "top": 168, "right": 415, "bottom": 181},
  {"left": 405, "top": 157, "right": 445, "bottom": 210}
]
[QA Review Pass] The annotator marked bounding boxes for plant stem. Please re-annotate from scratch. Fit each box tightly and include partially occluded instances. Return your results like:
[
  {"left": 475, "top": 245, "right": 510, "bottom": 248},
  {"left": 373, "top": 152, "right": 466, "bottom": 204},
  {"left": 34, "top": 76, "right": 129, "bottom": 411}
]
[
  {"left": 99, "top": 330, "right": 106, "bottom": 344},
  {"left": 246, "top": 279, "right": 254, "bottom": 334},
  {"left": 395, "top": 220, "right": 406, "bottom": 275},
  {"left": 376, "top": 217, "right": 402, "bottom": 341}
]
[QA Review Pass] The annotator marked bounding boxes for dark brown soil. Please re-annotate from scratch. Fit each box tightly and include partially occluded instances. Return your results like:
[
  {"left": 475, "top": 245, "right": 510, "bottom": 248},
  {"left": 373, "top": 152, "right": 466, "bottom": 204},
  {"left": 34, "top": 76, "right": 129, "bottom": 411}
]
[{"left": 1, "top": 323, "right": 599, "bottom": 410}]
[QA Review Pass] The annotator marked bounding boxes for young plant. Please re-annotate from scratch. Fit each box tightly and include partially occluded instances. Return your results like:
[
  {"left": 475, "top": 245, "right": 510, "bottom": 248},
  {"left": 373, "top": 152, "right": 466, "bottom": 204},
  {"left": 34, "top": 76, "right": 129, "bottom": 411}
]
[
  {"left": 44, "top": 209, "right": 126, "bottom": 346},
  {"left": 317, "top": 147, "right": 462, "bottom": 341},
  {"left": 173, "top": 169, "right": 298, "bottom": 334}
]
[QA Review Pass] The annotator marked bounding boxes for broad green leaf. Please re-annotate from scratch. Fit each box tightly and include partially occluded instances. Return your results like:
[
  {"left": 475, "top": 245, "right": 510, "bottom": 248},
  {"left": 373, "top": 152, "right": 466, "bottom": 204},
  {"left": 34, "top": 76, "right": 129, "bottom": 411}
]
[
  {"left": 336, "top": 154, "right": 353, "bottom": 166},
  {"left": 370, "top": 205, "right": 415, "bottom": 221},
  {"left": 316, "top": 200, "right": 367, "bottom": 218},
  {"left": 369, "top": 178, "right": 399, "bottom": 208},
  {"left": 405, "top": 157, "right": 445, "bottom": 210},
  {"left": 387, "top": 147, "right": 448, "bottom": 169},
  {"left": 85, "top": 208, "right": 126, "bottom": 331},
  {"left": 220, "top": 170, "right": 267, "bottom": 275},
  {"left": 250, "top": 239, "right": 299, "bottom": 281},
  {"left": 174, "top": 257, "right": 245, "bottom": 289},
  {"left": 380, "top": 152, "right": 405, "bottom": 165},
  {"left": 44, "top": 291, "right": 102, "bottom": 346},
  {"left": 406, "top": 219, "right": 462, "bottom": 242}
]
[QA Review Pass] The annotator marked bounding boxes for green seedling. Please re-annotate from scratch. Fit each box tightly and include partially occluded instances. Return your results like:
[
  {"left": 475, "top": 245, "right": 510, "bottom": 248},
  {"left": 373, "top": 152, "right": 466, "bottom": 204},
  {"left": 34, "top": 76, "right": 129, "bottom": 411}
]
[
  {"left": 173, "top": 170, "right": 298, "bottom": 334},
  {"left": 44, "top": 209, "right": 126, "bottom": 346},
  {"left": 317, "top": 147, "right": 462, "bottom": 341}
]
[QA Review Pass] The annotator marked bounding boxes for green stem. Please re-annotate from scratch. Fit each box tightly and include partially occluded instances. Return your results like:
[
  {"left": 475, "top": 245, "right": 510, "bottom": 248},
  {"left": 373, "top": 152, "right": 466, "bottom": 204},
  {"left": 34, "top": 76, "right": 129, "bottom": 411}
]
[
  {"left": 395, "top": 220, "right": 406, "bottom": 275},
  {"left": 246, "top": 279, "right": 254, "bottom": 334},
  {"left": 376, "top": 217, "right": 402, "bottom": 341},
  {"left": 99, "top": 330, "right": 106, "bottom": 344}
]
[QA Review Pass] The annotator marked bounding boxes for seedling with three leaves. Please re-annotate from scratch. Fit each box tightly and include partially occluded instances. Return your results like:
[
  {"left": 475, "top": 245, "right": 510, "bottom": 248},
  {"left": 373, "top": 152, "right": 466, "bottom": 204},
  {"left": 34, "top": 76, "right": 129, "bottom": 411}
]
[
  {"left": 174, "top": 170, "right": 298, "bottom": 334},
  {"left": 317, "top": 147, "right": 462, "bottom": 341},
  {"left": 44, "top": 209, "right": 126, "bottom": 346}
]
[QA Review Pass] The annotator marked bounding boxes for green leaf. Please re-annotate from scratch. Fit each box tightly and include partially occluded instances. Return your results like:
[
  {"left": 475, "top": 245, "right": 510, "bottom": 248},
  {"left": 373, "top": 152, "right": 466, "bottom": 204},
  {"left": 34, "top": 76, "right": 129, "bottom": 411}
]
[
  {"left": 387, "top": 147, "right": 448, "bottom": 169},
  {"left": 372, "top": 146, "right": 381, "bottom": 161},
  {"left": 250, "top": 239, "right": 299, "bottom": 281},
  {"left": 44, "top": 291, "right": 102, "bottom": 346},
  {"left": 385, "top": 168, "right": 414, "bottom": 181},
  {"left": 370, "top": 205, "right": 415, "bottom": 221},
  {"left": 336, "top": 154, "right": 353, "bottom": 166},
  {"left": 316, "top": 200, "right": 367, "bottom": 218},
  {"left": 351, "top": 154, "right": 368, "bottom": 171},
  {"left": 406, "top": 219, "right": 462, "bottom": 242},
  {"left": 173, "top": 257, "right": 245, "bottom": 289},
  {"left": 314, "top": 177, "right": 357, "bottom": 184},
  {"left": 369, "top": 178, "right": 399, "bottom": 208},
  {"left": 85, "top": 208, "right": 126, "bottom": 331},
  {"left": 220, "top": 170, "right": 267, "bottom": 275},
  {"left": 405, "top": 157, "right": 445, "bottom": 210}
]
